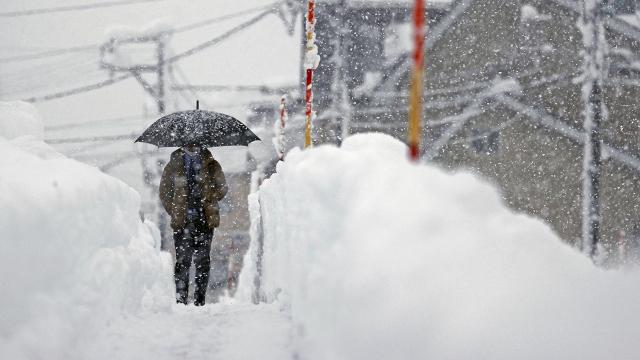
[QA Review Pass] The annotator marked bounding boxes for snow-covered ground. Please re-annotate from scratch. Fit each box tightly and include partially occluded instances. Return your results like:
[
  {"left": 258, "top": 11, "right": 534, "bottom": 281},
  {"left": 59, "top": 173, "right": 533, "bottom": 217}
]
[
  {"left": 0, "top": 102, "right": 293, "bottom": 359},
  {"left": 4, "top": 102, "right": 640, "bottom": 359},
  {"left": 85, "top": 301, "right": 292, "bottom": 360},
  {"left": 239, "top": 133, "right": 640, "bottom": 360}
]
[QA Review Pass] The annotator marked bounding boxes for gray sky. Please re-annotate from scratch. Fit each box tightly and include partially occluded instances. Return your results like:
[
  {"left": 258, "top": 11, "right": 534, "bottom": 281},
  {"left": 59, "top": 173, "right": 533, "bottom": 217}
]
[{"left": 0, "top": 0, "right": 301, "bottom": 126}]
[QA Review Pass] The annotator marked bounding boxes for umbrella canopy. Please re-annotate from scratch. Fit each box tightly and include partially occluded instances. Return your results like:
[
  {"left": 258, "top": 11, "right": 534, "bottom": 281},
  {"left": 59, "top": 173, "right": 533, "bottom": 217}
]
[{"left": 135, "top": 110, "right": 260, "bottom": 147}]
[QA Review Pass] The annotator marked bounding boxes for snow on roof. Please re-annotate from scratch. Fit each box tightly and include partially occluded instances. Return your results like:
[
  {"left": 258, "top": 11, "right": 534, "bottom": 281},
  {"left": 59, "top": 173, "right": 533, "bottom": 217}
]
[{"left": 104, "top": 18, "right": 173, "bottom": 42}]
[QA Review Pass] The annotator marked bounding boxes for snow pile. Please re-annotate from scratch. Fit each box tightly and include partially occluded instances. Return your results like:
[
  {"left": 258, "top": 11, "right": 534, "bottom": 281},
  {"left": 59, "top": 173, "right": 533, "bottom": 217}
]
[
  {"left": 0, "top": 102, "right": 172, "bottom": 359},
  {"left": 239, "top": 133, "right": 640, "bottom": 360}
]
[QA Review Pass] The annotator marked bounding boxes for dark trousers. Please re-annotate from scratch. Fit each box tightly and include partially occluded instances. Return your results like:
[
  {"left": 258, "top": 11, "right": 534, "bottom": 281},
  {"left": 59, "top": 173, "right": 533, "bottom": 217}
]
[{"left": 174, "top": 221, "right": 213, "bottom": 306}]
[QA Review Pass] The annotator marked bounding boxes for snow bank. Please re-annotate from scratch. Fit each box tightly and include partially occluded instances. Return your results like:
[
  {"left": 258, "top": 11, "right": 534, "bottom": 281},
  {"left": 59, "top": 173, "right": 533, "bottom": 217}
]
[
  {"left": 239, "top": 133, "right": 640, "bottom": 360},
  {"left": 0, "top": 102, "right": 172, "bottom": 359}
]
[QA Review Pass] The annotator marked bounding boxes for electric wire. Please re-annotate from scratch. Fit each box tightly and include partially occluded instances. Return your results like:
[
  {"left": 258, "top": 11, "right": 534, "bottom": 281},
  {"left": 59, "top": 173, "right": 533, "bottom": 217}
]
[
  {"left": 0, "top": 1, "right": 282, "bottom": 64},
  {"left": 0, "top": 45, "right": 97, "bottom": 64},
  {"left": 172, "top": 2, "right": 283, "bottom": 34},
  {"left": 24, "top": 73, "right": 132, "bottom": 102},
  {"left": 1, "top": 60, "right": 107, "bottom": 97},
  {"left": 0, "top": 0, "right": 165, "bottom": 17},
  {"left": 167, "top": 8, "right": 277, "bottom": 63},
  {"left": 45, "top": 114, "right": 147, "bottom": 131},
  {"left": 22, "top": 8, "right": 276, "bottom": 103},
  {"left": 1, "top": 62, "right": 103, "bottom": 91},
  {"left": 0, "top": 55, "right": 101, "bottom": 87},
  {"left": 169, "top": 66, "right": 199, "bottom": 109},
  {"left": 45, "top": 133, "right": 137, "bottom": 144},
  {"left": 171, "top": 62, "right": 213, "bottom": 109}
]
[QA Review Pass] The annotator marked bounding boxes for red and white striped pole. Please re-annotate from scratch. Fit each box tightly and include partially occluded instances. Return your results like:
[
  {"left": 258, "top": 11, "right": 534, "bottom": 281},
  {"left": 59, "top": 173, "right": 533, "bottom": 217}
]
[
  {"left": 304, "top": 0, "right": 320, "bottom": 148},
  {"left": 408, "top": 0, "right": 425, "bottom": 161}
]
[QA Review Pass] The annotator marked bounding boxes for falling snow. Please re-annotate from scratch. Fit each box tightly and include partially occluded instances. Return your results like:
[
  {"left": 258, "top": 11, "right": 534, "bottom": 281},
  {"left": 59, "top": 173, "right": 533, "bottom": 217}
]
[{"left": 3, "top": 0, "right": 640, "bottom": 358}]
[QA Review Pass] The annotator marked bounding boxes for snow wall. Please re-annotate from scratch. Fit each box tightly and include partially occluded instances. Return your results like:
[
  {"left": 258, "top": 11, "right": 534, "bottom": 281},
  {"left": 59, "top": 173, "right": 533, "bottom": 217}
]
[
  {"left": 0, "top": 102, "right": 173, "bottom": 359},
  {"left": 239, "top": 133, "right": 640, "bottom": 360}
]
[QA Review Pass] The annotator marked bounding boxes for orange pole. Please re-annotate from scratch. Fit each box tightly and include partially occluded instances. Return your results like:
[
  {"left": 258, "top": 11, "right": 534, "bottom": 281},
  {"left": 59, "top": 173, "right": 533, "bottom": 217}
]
[{"left": 408, "top": 0, "right": 425, "bottom": 161}]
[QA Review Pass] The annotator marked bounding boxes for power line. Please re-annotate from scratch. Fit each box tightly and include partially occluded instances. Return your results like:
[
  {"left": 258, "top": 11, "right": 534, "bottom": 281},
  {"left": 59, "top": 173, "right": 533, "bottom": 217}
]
[
  {"left": 172, "top": 84, "right": 298, "bottom": 93},
  {"left": 0, "top": 45, "right": 97, "bottom": 64},
  {"left": 0, "top": 2, "right": 282, "bottom": 64},
  {"left": 45, "top": 133, "right": 137, "bottom": 144},
  {"left": 0, "top": 0, "right": 165, "bottom": 18},
  {"left": 24, "top": 73, "right": 132, "bottom": 103},
  {"left": 1, "top": 56, "right": 100, "bottom": 86},
  {"left": 170, "top": 63, "right": 207, "bottom": 108},
  {"left": 24, "top": 9, "right": 276, "bottom": 103},
  {"left": 172, "top": 2, "right": 282, "bottom": 34},
  {"left": 45, "top": 114, "right": 147, "bottom": 131},
  {"left": 1, "top": 55, "right": 107, "bottom": 98},
  {"left": 1, "top": 52, "right": 97, "bottom": 76},
  {"left": 168, "top": 8, "right": 277, "bottom": 63}
]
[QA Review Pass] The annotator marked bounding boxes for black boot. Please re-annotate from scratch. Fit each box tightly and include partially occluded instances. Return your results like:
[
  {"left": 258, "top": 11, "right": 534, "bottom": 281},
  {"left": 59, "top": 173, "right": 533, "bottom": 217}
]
[
  {"left": 176, "top": 288, "right": 188, "bottom": 305},
  {"left": 194, "top": 291, "right": 206, "bottom": 306}
]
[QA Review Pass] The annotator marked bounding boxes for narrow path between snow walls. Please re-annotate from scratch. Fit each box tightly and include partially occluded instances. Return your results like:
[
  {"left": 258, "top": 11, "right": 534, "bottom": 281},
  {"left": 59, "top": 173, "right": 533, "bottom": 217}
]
[
  {"left": 1, "top": 101, "right": 295, "bottom": 360},
  {"left": 237, "top": 133, "right": 640, "bottom": 360}
]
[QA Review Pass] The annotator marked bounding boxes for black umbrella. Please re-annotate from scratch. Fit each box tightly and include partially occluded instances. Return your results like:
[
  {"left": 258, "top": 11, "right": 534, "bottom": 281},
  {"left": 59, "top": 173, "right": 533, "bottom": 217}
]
[{"left": 135, "top": 103, "right": 260, "bottom": 147}]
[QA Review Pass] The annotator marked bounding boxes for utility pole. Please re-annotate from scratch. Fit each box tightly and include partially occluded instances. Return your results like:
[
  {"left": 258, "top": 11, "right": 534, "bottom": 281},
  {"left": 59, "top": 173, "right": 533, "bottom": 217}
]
[
  {"left": 329, "top": 0, "right": 351, "bottom": 144},
  {"left": 100, "top": 31, "right": 172, "bottom": 249},
  {"left": 408, "top": 0, "right": 425, "bottom": 161},
  {"left": 580, "top": 0, "right": 607, "bottom": 260},
  {"left": 156, "top": 40, "right": 166, "bottom": 114}
]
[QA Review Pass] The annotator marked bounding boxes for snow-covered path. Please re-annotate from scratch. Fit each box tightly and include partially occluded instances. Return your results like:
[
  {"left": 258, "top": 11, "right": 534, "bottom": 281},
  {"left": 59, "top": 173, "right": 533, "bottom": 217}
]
[{"left": 84, "top": 302, "right": 293, "bottom": 360}]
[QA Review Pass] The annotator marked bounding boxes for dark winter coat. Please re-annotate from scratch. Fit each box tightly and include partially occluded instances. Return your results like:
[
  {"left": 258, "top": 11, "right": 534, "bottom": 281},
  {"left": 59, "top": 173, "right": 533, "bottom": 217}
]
[{"left": 159, "top": 148, "right": 227, "bottom": 230}]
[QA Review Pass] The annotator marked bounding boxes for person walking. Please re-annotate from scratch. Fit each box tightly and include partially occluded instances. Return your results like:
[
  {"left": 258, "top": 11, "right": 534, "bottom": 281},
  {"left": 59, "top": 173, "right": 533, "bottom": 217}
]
[{"left": 159, "top": 144, "right": 227, "bottom": 306}]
